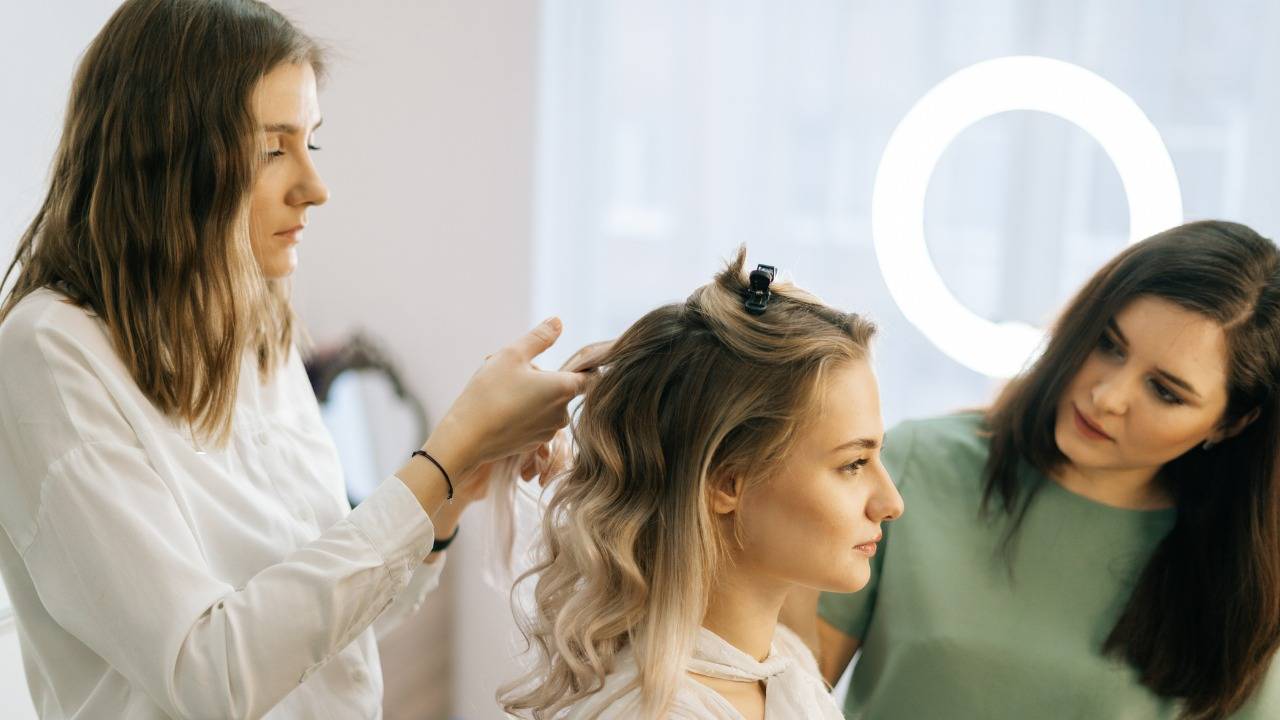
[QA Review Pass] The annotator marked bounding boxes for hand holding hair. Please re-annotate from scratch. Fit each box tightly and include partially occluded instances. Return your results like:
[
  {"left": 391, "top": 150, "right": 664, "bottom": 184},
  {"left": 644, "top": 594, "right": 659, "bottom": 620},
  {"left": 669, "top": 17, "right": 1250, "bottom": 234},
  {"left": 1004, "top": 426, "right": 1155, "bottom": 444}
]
[
  {"left": 517, "top": 337, "right": 614, "bottom": 484},
  {"left": 397, "top": 317, "right": 592, "bottom": 512}
]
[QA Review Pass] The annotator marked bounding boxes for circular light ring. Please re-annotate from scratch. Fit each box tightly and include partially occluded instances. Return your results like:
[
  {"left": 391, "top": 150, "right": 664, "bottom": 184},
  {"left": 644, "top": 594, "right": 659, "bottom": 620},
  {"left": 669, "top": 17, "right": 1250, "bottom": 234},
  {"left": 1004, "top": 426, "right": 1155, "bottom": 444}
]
[{"left": 871, "top": 56, "right": 1183, "bottom": 378}]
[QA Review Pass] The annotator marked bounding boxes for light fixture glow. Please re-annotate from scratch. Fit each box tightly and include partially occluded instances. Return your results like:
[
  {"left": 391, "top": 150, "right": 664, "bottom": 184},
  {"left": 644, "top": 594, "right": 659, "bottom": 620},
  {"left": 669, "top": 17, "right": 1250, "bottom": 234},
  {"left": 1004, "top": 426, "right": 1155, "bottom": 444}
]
[{"left": 871, "top": 56, "right": 1183, "bottom": 378}]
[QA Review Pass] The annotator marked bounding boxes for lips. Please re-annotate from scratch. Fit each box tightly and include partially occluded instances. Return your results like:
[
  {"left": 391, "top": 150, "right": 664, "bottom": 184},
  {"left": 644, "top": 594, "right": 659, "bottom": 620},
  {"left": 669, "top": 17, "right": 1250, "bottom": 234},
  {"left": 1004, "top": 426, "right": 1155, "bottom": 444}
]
[
  {"left": 1072, "top": 403, "right": 1114, "bottom": 442},
  {"left": 275, "top": 224, "right": 304, "bottom": 236},
  {"left": 854, "top": 534, "right": 882, "bottom": 556}
]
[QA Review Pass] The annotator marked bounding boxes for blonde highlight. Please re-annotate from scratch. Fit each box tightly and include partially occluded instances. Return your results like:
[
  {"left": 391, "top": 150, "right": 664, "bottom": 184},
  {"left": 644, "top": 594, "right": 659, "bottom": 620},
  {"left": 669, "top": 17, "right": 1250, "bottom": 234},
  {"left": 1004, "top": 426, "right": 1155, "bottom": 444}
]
[{"left": 501, "top": 248, "right": 876, "bottom": 717}]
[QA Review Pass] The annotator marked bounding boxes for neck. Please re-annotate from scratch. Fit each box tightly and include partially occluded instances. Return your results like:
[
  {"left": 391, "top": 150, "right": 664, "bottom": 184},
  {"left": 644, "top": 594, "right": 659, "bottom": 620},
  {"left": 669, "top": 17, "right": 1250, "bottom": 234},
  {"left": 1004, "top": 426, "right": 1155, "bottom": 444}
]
[
  {"left": 702, "top": 557, "right": 792, "bottom": 661},
  {"left": 1052, "top": 462, "right": 1172, "bottom": 510}
]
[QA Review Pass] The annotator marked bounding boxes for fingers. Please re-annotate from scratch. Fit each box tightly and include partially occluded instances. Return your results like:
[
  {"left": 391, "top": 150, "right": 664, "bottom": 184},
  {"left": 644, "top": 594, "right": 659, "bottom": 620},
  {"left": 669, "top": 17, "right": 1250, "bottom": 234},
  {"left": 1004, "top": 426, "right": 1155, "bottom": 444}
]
[
  {"left": 549, "top": 369, "right": 591, "bottom": 397},
  {"left": 509, "top": 317, "right": 564, "bottom": 362}
]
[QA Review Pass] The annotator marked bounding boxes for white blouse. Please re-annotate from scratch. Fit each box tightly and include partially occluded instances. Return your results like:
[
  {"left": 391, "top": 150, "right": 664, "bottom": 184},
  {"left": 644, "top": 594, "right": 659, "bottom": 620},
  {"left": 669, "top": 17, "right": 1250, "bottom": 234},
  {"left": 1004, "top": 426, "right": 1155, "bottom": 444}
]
[
  {"left": 564, "top": 624, "right": 843, "bottom": 719},
  {"left": 0, "top": 288, "right": 444, "bottom": 719}
]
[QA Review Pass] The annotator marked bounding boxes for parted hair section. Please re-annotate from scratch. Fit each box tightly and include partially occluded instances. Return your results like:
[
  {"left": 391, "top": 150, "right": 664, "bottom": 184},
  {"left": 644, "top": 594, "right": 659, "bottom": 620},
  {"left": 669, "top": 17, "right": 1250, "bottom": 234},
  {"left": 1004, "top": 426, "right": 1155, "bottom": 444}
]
[{"left": 500, "top": 248, "right": 876, "bottom": 719}]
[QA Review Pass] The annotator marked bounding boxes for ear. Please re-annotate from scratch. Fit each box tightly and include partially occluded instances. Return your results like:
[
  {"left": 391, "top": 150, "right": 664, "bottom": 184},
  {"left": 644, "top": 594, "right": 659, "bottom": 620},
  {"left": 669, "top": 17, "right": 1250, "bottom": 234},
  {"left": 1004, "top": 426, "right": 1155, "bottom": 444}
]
[
  {"left": 707, "top": 471, "right": 746, "bottom": 515},
  {"left": 1212, "top": 407, "right": 1261, "bottom": 443}
]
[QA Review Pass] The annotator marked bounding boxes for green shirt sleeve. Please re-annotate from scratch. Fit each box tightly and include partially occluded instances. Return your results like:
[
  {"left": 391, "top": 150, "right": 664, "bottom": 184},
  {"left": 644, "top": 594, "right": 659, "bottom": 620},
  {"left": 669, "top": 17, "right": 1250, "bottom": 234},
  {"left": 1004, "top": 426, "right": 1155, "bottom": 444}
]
[{"left": 817, "top": 419, "right": 919, "bottom": 640}]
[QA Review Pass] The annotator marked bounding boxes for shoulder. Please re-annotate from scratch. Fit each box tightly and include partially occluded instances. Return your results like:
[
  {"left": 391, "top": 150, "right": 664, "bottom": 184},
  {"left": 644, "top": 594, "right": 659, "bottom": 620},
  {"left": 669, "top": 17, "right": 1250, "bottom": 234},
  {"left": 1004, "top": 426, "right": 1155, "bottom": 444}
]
[
  {"left": 561, "top": 654, "right": 647, "bottom": 719},
  {"left": 561, "top": 651, "right": 717, "bottom": 719},
  {"left": 0, "top": 287, "right": 124, "bottom": 423},
  {"left": 0, "top": 288, "right": 107, "bottom": 363},
  {"left": 883, "top": 412, "right": 991, "bottom": 491},
  {"left": 0, "top": 287, "right": 148, "bottom": 460},
  {"left": 891, "top": 412, "right": 989, "bottom": 457}
]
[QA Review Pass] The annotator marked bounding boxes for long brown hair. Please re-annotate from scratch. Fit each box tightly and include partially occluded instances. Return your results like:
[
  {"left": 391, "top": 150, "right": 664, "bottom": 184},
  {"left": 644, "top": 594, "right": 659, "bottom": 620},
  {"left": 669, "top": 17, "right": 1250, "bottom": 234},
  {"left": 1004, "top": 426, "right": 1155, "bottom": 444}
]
[
  {"left": 500, "top": 249, "right": 876, "bottom": 718},
  {"left": 0, "top": 0, "right": 326, "bottom": 444},
  {"left": 984, "top": 220, "right": 1280, "bottom": 718}
]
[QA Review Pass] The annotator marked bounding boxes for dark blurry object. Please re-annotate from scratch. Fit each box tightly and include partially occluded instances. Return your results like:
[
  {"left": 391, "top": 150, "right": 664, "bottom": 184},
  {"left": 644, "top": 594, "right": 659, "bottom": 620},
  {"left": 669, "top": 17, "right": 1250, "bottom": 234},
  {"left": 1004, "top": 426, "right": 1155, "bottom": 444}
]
[{"left": 305, "top": 333, "right": 428, "bottom": 506}]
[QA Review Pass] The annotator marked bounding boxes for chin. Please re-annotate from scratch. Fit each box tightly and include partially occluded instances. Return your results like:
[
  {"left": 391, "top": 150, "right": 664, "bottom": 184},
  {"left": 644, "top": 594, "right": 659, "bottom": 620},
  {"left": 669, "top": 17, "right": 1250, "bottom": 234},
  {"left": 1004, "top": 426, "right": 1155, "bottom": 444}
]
[
  {"left": 826, "top": 563, "right": 871, "bottom": 594},
  {"left": 261, "top": 252, "right": 298, "bottom": 280}
]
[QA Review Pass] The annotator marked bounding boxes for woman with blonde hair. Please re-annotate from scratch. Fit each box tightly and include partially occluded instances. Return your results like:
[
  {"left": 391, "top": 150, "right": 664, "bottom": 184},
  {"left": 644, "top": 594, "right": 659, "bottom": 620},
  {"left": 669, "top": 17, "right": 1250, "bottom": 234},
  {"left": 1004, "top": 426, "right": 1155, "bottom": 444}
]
[
  {"left": 500, "top": 252, "right": 903, "bottom": 719},
  {"left": 0, "top": 1, "right": 595, "bottom": 717}
]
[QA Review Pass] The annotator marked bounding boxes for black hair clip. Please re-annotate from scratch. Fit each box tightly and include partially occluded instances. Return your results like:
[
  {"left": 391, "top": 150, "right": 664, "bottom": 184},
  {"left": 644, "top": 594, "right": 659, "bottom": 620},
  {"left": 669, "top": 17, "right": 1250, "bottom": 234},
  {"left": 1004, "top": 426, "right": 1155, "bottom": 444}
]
[{"left": 742, "top": 264, "right": 777, "bottom": 315}]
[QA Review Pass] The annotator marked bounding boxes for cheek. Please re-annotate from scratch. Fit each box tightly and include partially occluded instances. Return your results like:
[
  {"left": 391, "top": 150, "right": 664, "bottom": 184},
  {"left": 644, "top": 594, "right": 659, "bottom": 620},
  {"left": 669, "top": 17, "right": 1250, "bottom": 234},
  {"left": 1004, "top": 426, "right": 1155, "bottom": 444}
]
[
  {"left": 1123, "top": 410, "right": 1215, "bottom": 463},
  {"left": 247, "top": 175, "right": 283, "bottom": 238},
  {"left": 737, "top": 475, "right": 874, "bottom": 591}
]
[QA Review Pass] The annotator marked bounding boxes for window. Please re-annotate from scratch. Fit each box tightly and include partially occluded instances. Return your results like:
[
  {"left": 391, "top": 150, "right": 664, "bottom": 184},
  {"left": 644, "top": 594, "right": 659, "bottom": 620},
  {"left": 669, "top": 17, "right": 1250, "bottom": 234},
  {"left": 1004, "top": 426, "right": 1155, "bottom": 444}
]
[{"left": 531, "top": 0, "right": 1280, "bottom": 425}]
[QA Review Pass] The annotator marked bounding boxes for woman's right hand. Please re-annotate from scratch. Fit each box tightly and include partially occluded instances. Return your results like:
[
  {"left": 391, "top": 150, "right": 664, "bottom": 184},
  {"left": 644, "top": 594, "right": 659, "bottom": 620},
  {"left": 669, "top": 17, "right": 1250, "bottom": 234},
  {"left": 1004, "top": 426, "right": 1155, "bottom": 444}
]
[{"left": 426, "top": 317, "right": 587, "bottom": 487}]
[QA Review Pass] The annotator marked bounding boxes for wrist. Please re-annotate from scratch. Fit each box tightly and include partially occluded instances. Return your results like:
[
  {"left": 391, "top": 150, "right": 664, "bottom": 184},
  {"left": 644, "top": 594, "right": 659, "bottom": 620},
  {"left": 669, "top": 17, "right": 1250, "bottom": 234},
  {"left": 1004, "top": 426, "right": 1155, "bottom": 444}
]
[{"left": 423, "top": 415, "right": 481, "bottom": 482}]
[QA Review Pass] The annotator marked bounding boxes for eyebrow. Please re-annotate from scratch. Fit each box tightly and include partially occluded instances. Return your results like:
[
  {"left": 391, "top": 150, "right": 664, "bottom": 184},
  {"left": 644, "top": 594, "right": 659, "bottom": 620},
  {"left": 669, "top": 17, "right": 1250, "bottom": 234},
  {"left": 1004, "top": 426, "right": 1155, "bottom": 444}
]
[
  {"left": 1106, "top": 319, "right": 1204, "bottom": 400},
  {"left": 262, "top": 118, "right": 323, "bottom": 134},
  {"left": 831, "top": 436, "right": 882, "bottom": 453}
]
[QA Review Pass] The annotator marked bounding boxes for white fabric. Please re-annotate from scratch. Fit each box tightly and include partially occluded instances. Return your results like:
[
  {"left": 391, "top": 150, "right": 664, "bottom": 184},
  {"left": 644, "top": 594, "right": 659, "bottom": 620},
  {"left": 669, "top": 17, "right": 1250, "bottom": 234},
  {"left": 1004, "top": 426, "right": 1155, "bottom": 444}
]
[
  {"left": 0, "top": 288, "right": 444, "bottom": 719},
  {"left": 565, "top": 624, "right": 842, "bottom": 719}
]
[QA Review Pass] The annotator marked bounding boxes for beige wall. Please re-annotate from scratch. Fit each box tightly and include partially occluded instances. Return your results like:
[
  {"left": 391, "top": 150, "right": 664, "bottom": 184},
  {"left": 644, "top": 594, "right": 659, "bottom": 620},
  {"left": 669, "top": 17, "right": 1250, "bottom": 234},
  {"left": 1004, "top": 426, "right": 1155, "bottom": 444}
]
[{"left": 280, "top": 2, "right": 540, "bottom": 718}]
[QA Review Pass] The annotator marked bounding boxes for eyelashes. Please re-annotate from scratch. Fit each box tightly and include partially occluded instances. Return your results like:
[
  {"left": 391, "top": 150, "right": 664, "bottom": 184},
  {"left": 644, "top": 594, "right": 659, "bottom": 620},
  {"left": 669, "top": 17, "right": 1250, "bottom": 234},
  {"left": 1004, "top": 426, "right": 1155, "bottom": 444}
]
[
  {"left": 263, "top": 144, "right": 322, "bottom": 162},
  {"left": 841, "top": 458, "right": 869, "bottom": 475}
]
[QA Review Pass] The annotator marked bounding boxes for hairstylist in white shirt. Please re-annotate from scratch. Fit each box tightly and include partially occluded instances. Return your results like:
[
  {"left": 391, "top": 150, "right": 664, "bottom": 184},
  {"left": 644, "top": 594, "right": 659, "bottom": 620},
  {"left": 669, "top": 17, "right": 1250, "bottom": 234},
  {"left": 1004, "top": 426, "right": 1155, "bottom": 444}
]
[{"left": 0, "top": 1, "right": 598, "bottom": 717}]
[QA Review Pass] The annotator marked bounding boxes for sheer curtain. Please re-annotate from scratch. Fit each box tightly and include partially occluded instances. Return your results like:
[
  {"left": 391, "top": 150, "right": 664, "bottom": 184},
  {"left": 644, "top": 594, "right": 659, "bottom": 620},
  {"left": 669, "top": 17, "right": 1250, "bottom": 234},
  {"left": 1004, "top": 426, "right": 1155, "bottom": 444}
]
[{"left": 531, "top": 0, "right": 1280, "bottom": 426}]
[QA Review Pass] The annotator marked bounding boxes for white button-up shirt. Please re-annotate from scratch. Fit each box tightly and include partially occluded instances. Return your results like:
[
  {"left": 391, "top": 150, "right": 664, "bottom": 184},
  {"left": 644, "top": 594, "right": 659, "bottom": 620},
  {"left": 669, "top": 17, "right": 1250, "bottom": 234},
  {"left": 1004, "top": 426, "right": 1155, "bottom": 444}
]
[{"left": 0, "top": 288, "right": 443, "bottom": 719}]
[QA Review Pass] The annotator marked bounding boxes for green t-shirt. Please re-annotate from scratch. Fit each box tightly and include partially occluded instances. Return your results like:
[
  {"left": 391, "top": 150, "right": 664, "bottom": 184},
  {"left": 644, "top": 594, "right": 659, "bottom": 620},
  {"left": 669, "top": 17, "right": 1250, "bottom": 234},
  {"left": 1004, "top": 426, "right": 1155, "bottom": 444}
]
[{"left": 818, "top": 412, "right": 1279, "bottom": 719}]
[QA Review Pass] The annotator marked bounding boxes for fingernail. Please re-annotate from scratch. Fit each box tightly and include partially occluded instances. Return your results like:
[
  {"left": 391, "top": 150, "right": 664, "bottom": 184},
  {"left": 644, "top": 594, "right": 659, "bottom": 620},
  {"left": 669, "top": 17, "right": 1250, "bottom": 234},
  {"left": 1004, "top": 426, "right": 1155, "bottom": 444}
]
[{"left": 544, "top": 317, "right": 563, "bottom": 331}]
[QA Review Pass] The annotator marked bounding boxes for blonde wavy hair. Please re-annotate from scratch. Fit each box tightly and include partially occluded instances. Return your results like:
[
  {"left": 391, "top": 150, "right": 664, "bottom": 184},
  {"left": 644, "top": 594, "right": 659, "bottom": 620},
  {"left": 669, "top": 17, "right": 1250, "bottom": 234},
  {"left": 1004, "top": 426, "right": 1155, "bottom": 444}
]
[
  {"left": 500, "top": 249, "right": 876, "bottom": 718},
  {"left": 0, "top": 0, "right": 326, "bottom": 445}
]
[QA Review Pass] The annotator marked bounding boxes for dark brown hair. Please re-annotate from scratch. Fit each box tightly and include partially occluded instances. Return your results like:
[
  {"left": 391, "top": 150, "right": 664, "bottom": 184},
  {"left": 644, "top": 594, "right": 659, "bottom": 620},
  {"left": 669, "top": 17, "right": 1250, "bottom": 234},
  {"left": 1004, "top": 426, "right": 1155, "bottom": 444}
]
[
  {"left": 984, "top": 220, "right": 1280, "bottom": 718},
  {"left": 0, "top": 0, "right": 326, "bottom": 444}
]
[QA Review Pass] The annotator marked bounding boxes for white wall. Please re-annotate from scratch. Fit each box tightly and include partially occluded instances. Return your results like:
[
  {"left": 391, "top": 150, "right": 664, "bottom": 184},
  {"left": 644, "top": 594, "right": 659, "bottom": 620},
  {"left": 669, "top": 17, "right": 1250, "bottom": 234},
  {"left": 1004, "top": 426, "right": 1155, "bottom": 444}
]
[{"left": 0, "top": 2, "right": 542, "bottom": 718}]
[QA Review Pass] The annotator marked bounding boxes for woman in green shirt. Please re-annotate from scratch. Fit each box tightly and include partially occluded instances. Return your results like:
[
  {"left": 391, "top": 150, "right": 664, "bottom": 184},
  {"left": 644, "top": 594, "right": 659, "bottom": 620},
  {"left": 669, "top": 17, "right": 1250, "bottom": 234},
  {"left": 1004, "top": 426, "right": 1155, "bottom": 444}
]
[{"left": 815, "top": 220, "right": 1280, "bottom": 719}]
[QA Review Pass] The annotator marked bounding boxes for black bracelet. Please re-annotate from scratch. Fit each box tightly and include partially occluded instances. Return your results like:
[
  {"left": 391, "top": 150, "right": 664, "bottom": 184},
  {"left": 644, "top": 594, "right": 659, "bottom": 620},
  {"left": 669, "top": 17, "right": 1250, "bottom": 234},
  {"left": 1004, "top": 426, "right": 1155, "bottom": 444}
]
[
  {"left": 410, "top": 449, "right": 454, "bottom": 501},
  {"left": 432, "top": 525, "right": 460, "bottom": 553}
]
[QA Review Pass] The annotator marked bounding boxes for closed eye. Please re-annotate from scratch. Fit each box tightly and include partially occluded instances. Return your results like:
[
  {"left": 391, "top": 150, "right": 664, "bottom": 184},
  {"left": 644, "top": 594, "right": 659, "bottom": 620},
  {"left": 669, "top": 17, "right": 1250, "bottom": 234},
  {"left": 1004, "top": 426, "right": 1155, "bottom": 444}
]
[{"left": 264, "top": 143, "right": 321, "bottom": 162}]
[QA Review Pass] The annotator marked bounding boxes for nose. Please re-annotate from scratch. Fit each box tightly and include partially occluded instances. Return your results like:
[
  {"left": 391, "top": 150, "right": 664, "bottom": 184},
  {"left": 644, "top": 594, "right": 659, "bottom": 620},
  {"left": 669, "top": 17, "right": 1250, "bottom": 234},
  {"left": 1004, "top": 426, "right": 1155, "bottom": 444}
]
[
  {"left": 1090, "top": 370, "right": 1129, "bottom": 416},
  {"left": 288, "top": 151, "right": 330, "bottom": 208},
  {"left": 867, "top": 464, "right": 904, "bottom": 523}
]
